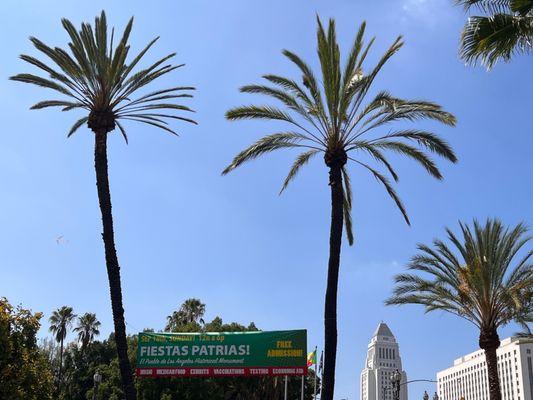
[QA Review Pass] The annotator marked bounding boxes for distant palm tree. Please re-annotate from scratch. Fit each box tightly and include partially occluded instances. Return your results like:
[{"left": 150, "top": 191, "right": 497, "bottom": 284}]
[
  {"left": 11, "top": 11, "right": 195, "bottom": 400},
  {"left": 223, "top": 17, "right": 457, "bottom": 400},
  {"left": 180, "top": 298, "right": 206, "bottom": 324},
  {"left": 74, "top": 312, "right": 101, "bottom": 349},
  {"left": 456, "top": 0, "right": 533, "bottom": 68},
  {"left": 49, "top": 306, "right": 76, "bottom": 389},
  {"left": 166, "top": 298, "right": 206, "bottom": 331},
  {"left": 387, "top": 219, "right": 533, "bottom": 400}
]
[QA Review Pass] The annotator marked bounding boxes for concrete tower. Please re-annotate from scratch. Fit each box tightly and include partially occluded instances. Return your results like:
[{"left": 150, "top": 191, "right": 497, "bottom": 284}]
[{"left": 360, "top": 322, "right": 408, "bottom": 400}]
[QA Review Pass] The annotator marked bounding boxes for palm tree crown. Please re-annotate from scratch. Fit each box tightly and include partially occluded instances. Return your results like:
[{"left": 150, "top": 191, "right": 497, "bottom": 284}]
[
  {"left": 223, "top": 17, "right": 457, "bottom": 243},
  {"left": 387, "top": 219, "right": 532, "bottom": 400},
  {"left": 386, "top": 219, "right": 532, "bottom": 333},
  {"left": 73, "top": 312, "right": 101, "bottom": 349},
  {"left": 456, "top": 0, "right": 533, "bottom": 68},
  {"left": 49, "top": 306, "right": 76, "bottom": 344},
  {"left": 166, "top": 298, "right": 206, "bottom": 331},
  {"left": 10, "top": 10, "right": 196, "bottom": 140}
]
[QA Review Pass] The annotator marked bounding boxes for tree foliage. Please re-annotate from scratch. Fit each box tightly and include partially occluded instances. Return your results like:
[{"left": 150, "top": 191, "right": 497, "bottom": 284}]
[
  {"left": 387, "top": 219, "right": 532, "bottom": 333},
  {"left": 165, "top": 298, "right": 206, "bottom": 332},
  {"left": 456, "top": 0, "right": 533, "bottom": 68},
  {"left": 36, "top": 299, "right": 318, "bottom": 400},
  {"left": 0, "top": 298, "right": 54, "bottom": 400},
  {"left": 387, "top": 219, "right": 533, "bottom": 400},
  {"left": 74, "top": 312, "right": 101, "bottom": 350},
  {"left": 10, "top": 10, "right": 196, "bottom": 141}
]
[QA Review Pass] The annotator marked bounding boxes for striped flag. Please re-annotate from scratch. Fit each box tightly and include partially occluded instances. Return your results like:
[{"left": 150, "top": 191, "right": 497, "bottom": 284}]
[{"left": 307, "top": 348, "right": 317, "bottom": 367}]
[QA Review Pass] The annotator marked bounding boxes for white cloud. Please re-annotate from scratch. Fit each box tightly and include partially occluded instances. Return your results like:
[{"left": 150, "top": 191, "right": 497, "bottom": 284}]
[{"left": 401, "top": 0, "right": 454, "bottom": 27}]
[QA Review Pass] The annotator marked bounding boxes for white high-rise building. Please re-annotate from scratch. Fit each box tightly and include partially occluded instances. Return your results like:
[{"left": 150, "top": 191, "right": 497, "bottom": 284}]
[
  {"left": 437, "top": 336, "right": 533, "bottom": 400},
  {"left": 360, "top": 322, "right": 408, "bottom": 400}
]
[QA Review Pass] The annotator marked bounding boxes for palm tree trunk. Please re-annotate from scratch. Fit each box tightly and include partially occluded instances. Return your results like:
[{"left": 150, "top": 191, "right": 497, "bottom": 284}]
[
  {"left": 58, "top": 337, "right": 64, "bottom": 390},
  {"left": 479, "top": 329, "right": 502, "bottom": 400},
  {"left": 321, "top": 164, "right": 344, "bottom": 400},
  {"left": 94, "top": 130, "right": 137, "bottom": 400}
]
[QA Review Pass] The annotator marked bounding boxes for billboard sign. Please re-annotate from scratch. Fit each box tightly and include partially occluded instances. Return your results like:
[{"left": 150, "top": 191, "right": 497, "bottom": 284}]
[{"left": 136, "top": 330, "right": 307, "bottom": 378}]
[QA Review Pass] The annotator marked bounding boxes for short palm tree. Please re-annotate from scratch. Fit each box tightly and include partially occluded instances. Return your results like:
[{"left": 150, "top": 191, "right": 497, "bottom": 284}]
[
  {"left": 222, "top": 17, "right": 457, "bottom": 400},
  {"left": 74, "top": 312, "right": 101, "bottom": 349},
  {"left": 49, "top": 306, "right": 76, "bottom": 389},
  {"left": 456, "top": 0, "right": 533, "bottom": 68},
  {"left": 386, "top": 219, "right": 533, "bottom": 400},
  {"left": 11, "top": 11, "right": 195, "bottom": 400}
]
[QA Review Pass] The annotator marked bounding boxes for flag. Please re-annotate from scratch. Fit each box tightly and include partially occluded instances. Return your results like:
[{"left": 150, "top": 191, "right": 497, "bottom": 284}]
[
  {"left": 318, "top": 351, "right": 323, "bottom": 374},
  {"left": 307, "top": 349, "right": 317, "bottom": 367}
]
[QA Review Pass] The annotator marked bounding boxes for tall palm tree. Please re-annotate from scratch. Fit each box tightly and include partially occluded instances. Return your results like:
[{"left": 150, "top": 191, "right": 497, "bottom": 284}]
[
  {"left": 11, "top": 11, "right": 196, "bottom": 400},
  {"left": 386, "top": 219, "right": 533, "bottom": 400},
  {"left": 456, "top": 0, "right": 533, "bottom": 68},
  {"left": 49, "top": 306, "right": 76, "bottom": 389},
  {"left": 222, "top": 17, "right": 457, "bottom": 400},
  {"left": 73, "top": 312, "right": 101, "bottom": 349}
]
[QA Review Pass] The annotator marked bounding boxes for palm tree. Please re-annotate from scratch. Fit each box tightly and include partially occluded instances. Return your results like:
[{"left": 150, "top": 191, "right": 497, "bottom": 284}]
[
  {"left": 11, "top": 11, "right": 196, "bottom": 400},
  {"left": 165, "top": 298, "right": 206, "bottom": 331},
  {"left": 180, "top": 298, "right": 206, "bottom": 324},
  {"left": 73, "top": 312, "right": 101, "bottom": 349},
  {"left": 386, "top": 219, "right": 533, "bottom": 400},
  {"left": 456, "top": 0, "right": 533, "bottom": 68},
  {"left": 49, "top": 306, "right": 76, "bottom": 389},
  {"left": 222, "top": 17, "right": 457, "bottom": 400}
]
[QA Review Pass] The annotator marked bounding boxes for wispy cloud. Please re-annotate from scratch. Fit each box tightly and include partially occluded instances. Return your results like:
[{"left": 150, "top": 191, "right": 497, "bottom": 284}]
[{"left": 401, "top": 0, "right": 453, "bottom": 27}]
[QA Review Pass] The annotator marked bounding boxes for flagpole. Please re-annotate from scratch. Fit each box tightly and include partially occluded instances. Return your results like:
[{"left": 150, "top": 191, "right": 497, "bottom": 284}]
[
  {"left": 313, "top": 346, "right": 318, "bottom": 400},
  {"left": 301, "top": 375, "right": 305, "bottom": 400},
  {"left": 319, "top": 350, "right": 324, "bottom": 400},
  {"left": 284, "top": 375, "right": 288, "bottom": 400}
]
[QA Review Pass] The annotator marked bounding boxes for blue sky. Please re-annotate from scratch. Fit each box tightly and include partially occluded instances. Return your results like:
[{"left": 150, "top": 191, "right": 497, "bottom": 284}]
[{"left": 1, "top": 0, "right": 532, "bottom": 399}]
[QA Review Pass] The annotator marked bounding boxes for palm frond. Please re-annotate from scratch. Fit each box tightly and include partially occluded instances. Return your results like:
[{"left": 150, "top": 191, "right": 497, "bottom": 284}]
[
  {"left": 373, "top": 141, "right": 443, "bottom": 179},
  {"left": 279, "top": 149, "right": 320, "bottom": 194},
  {"left": 282, "top": 49, "right": 327, "bottom": 121},
  {"left": 116, "top": 121, "right": 129, "bottom": 144},
  {"left": 30, "top": 100, "right": 86, "bottom": 110},
  {"left": 342, "top": 167, "right": 354, "bottom": 245},
  {"left": 353, "top": 159, "right": 410, "bottom": 225},
  {"left": 68, "top": 117, "right": 89, "bottom": 137},
  {"left": 350, "top": 142, "right": 399, "bottom": 181},
  {"left": 222, "top": 133, "right": 312, "bottom": 175},
  {"left": 226, "top": 105, "right": 297, "bottom": 123},
  {"left": 461, "top": 13, "right": 533, "bottom": 67},
  {"left": 368, "top": 130, "right": 457, "bottom": 163},
  {"left": 456, "top": 0, "right": 512, "bottom": 14}
]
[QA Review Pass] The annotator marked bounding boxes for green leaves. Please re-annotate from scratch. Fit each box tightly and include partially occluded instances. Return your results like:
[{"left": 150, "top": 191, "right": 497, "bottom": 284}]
[
  {"left": 30, "top": 100, "right": 84, "bottom": 110},
  {"left": 68, "top": 117, "right": 89, "bottom": 137},
  {"left": 12, "top": 11, "right": 195, "bottom": 142},
  {"left": 387, "top": 219, "right": 533, "bottom": 331},
  {"left": 222, "top": 132, "right": 311, "bottom": 175},
  {"left": 226, "top": 105, "right": 297, "bottom": 124},
  {"left": 10, "top": 73, "right": 72, "bottom": 96},
  {"left": 280, "top": 149, "right": 320, "bottom": 194},
  {"left": 354, "top": 161, "right": 410, "bottom": 225},
  {"left": 457, "top": 0, "right": 533, "bottom": 68}
]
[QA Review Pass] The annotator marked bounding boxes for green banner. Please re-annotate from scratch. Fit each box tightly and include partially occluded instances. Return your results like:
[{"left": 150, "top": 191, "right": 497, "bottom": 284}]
[{"left": 136, "top": 330, "right": 307, "bottom": 378}]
